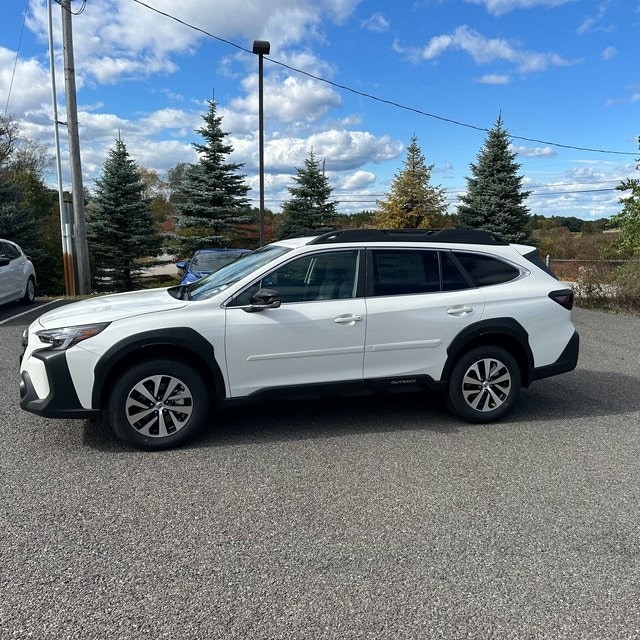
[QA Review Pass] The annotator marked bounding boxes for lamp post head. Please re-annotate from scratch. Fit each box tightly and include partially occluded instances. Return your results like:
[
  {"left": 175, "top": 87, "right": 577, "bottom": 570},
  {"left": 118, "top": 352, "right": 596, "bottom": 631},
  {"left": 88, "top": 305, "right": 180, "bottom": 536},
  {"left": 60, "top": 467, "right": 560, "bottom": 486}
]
[{"left": 252, "top": 40, "right": 271, "bottom": 55}]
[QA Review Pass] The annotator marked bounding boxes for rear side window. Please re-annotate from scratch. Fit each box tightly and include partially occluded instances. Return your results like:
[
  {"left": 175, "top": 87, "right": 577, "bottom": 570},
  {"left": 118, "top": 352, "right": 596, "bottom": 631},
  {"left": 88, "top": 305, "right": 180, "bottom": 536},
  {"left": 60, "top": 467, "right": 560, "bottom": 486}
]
[
  {"left": 371, "top": 249, "right": 440, "bottom": 296},
  {"left": 453, "top": 252, "right": 520, "bottom": 287},
  {"left": 523, "top": 248, "right": 558, "bottom": 279},
  {"left": 441, "top": 252, "right": 471, "bottom": 291}
]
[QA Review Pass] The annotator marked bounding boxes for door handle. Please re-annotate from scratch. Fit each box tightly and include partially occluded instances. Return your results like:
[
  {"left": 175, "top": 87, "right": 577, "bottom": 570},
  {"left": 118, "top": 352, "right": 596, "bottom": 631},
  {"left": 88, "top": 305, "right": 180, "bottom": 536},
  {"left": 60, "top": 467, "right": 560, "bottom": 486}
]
[
  {"left": 446, "top": 305, "right": 474, "bottom": 317},
  {"left": 334, "top": 314, "right": 363, "bottom": 325}
]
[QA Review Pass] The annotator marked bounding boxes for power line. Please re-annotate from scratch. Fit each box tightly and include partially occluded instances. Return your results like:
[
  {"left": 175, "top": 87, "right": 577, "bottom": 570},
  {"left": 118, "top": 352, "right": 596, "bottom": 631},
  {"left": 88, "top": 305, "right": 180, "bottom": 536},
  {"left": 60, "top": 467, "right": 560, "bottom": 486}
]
[
  {"left": 130, "top": 0, "right": 636, "bottom": 157},
  {"left": 54, "top": 0, "right": 88, "bottom": 15},
  {"left": 250, "top": 186, "right": 621, "bottom": 206},
  {"left": 4, "top": 0, "right": 30, "bottom": 116}
]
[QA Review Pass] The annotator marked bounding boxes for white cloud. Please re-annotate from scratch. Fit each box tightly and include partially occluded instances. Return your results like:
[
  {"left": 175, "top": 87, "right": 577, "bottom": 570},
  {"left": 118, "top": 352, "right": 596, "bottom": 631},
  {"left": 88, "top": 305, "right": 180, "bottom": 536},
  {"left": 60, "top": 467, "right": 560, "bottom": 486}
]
[
  {"left": 412, "top": 26, "right": 577, "bottom": 74},
  {"left": 0, "top": 47, "right": 52, "bottom": 115},
  {"left": 234, "top": 129, "right": 402, "bottom": 173},
  {"left": 361, "top": 13, "right": 390, "bottom": 32},
  {"left": 601, "top": 46, "right": 617, "bottom": 61},
  {"left": 476, "top": 74, "right": 510, "bottom": 84},
  {"left": 338, "top": 170, "right": 376, "bottom": 190},
  {"left": 511, "top": 145, "right": 556, "bottom": 158},
  {"left": 465, "top": 0, "right": 572, "bottom": 16},
  {"left": 577, "top": 2, "right": 614, "bottom": 35},
  {"left": 232, "top": 74, "right": 343, "bottom": 128},
  {"left": 25, "top": 0, "right": 363, "bottom": 87},
  {"left": 604, "top": 88, "right": 640, "bottom": 107}
]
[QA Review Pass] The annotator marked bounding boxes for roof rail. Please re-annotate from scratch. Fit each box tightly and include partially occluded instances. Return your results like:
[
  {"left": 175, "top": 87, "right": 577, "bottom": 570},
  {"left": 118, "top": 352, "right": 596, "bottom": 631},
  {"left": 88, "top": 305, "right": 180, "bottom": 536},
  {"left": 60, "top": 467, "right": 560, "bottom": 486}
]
[{"left": 308, "top": 228, "right": 508, "bottom": 245}]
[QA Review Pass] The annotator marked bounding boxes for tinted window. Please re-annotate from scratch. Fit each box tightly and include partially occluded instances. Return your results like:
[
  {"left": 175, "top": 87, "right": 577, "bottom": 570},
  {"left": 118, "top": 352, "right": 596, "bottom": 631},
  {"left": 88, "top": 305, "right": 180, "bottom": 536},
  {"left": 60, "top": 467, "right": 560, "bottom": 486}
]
[
  {"left": 441, "top": 252, "right": 471, "bottom": 291},
  {"left": 371, "top": 250, "right": 440, "bottom": 296},
  {"left": 188, "top": 244, "right": 291, "bottom": 301},
  {"left": 523, "top": 248, "right": 558, "bottom": 279},
  {"left": 0, "top": 242, "right": 19, "bottom": 260},
  {"left": 453, "top": 252, "right": 520, "bottom": 287},
  {"left": 232, "top": 250, "right": 359, "bottom": 305}
]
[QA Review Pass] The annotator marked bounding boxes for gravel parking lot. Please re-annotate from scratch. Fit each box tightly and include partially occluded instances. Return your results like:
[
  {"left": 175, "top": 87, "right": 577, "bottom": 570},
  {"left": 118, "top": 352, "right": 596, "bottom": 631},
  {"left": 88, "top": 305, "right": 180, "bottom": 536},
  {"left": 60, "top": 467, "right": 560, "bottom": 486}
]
[{"left": 1, "top": 305, "right": 639, "bottom": 639}]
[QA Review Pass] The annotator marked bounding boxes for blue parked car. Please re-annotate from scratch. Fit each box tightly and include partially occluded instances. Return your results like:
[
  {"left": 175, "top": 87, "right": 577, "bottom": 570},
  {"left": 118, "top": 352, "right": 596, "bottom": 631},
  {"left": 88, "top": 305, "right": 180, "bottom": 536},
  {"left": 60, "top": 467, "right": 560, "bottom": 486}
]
[{"left": 176, "top": 248, "right": 251, "bottom": 285}]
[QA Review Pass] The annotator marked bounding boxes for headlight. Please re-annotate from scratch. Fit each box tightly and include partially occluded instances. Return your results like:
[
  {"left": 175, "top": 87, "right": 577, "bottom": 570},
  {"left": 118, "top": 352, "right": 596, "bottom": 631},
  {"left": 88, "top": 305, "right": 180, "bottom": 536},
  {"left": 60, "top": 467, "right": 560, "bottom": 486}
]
[{"left": 36, "top": 322, "right": 110, "bottom": 351}]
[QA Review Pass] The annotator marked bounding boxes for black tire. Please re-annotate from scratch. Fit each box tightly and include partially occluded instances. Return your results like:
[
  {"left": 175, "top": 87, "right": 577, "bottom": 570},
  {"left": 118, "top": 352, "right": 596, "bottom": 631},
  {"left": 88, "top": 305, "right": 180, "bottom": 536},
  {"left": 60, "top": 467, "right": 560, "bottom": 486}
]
[
  {"left": 108, "top": 358, "right": 209, "bottom": 450},
  {"left": 447, "top": 346, "right": 521, "bottom": 423},
  {"left": 21, "top": 277, "right": 35, "bottom": 304}
]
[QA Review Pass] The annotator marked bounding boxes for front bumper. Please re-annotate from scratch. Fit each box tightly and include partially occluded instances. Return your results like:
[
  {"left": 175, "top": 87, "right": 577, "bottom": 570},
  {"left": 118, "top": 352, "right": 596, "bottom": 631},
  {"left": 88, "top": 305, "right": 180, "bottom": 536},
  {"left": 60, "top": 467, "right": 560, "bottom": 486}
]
[{"left": 19, "top": 349, "right": 100, "bottom": 419}]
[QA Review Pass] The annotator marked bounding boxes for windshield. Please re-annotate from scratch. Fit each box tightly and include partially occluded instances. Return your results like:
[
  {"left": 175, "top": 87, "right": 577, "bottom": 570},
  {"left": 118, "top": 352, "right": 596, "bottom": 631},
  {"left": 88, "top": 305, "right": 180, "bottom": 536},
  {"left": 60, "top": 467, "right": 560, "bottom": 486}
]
[
  {"left": 191, "top": 252, "right": 245, "bottom": 273},
  {"left": 185, "top": 244, "right": 292, "bottom": 300}
]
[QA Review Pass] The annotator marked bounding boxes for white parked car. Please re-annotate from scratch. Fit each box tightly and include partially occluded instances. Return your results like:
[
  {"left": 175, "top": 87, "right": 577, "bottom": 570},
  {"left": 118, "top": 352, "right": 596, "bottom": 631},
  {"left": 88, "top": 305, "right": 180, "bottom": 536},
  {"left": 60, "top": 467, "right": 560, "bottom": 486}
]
[
  {"left": 0, "top": 238, "right": 36, "bottom": 306},
  {"left": 19, "top": 229, "right": 579, "bottom": 450}
]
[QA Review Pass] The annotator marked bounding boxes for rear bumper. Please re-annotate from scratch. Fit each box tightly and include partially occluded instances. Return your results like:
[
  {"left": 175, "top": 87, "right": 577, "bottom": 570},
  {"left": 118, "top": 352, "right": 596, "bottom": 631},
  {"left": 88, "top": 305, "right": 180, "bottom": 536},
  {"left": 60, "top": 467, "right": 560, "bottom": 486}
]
[{"left": 529, "top": 330, "right": 579, "bottom": 384}]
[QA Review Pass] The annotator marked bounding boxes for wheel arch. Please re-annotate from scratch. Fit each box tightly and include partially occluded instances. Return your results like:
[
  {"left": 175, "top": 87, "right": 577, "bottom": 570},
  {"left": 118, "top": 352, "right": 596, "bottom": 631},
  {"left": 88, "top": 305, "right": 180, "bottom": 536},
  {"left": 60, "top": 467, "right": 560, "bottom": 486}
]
[
  {"left": 442, "top": 318, "right": 534, "bottom": 387},
  {"left": 92, "top": 327, "right": 225, "bottom": 410}
]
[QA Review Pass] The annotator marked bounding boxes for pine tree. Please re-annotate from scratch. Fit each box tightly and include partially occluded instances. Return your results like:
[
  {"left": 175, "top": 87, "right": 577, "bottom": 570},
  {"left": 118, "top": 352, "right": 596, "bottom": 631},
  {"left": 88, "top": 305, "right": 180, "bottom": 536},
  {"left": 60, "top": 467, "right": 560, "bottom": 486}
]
[
  {"left": 0, "top": 179, "right": 36, "bottom": 245},
  {"left": 174, "top": 100, "right": 251, "bottom": 254},
  {"left": 457, "top": 115, "right": 531, "bottom": 242},
  {"left": 375, "top": 135, "right": 448, "bottom": 229},
  {"left": 278, "top": 150, "right": 338, "bottom": 239},
  {"left": 87, "top": 137, "right": 161, "bottom": 292}
]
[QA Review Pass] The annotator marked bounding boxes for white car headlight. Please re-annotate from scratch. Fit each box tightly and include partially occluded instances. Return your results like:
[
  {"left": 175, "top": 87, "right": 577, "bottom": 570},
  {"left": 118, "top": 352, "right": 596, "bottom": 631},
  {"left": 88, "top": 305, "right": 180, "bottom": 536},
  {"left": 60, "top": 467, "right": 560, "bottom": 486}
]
[{"left": 36, "top": 322, "right": 110, "bottom": 351}]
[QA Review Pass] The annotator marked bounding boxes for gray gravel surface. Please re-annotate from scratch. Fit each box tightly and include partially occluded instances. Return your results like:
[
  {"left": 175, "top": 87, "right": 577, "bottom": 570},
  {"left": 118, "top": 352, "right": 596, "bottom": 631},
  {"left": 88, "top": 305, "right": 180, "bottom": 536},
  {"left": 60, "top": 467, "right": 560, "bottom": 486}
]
[{"left": 1, "top": 306, "right": 639, "bottom": 639}]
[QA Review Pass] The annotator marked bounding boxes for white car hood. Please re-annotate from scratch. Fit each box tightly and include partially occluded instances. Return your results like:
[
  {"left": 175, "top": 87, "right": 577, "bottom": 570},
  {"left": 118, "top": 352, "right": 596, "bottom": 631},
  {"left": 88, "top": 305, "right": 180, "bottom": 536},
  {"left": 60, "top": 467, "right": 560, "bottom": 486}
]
[{"left": 36, "top": 288, "right": 189, "bottom": 329}]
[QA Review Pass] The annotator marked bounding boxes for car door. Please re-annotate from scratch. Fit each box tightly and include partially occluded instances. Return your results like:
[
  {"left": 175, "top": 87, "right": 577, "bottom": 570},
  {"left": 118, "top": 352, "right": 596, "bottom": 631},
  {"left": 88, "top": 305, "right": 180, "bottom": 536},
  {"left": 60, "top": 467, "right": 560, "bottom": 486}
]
[
  {"left": 363, "top": 248, "right": 486, "bottom": 382},
  {"left": 224, "top": 249, "right": 367, "bottom": 397},
  {"left": 0, "top": 241, "right": 21, "bottom": 304}
]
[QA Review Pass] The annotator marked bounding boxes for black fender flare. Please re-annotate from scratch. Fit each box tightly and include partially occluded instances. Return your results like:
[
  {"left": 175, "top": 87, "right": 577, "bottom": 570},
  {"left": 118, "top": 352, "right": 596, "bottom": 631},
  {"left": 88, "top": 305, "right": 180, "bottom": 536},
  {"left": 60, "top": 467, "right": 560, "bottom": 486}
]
[
  {"left": 92, "top": 327, "right": 225, "bottom": 409},
  {"left": 443, "top": 317, "right": 534, "bottom": 386}
]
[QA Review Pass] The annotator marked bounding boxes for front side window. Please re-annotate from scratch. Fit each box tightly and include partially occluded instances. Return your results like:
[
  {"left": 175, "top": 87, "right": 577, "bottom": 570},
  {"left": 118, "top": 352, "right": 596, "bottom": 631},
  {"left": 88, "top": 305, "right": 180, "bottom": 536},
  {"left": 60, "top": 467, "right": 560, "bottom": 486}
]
[
  {"left": 231, "top": 250, "right": 360, "bottom": 306},
  {"left": 186, "top": 245, "right": 291, "bottom": 301}
]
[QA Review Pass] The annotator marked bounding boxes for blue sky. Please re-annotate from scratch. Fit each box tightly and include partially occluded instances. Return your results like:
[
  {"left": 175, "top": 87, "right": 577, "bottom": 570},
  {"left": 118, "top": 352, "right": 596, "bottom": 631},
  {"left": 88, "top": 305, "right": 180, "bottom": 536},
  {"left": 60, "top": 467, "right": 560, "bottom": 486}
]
[{"left": 1, "top": 0, "right": 639, "bottom": 220}]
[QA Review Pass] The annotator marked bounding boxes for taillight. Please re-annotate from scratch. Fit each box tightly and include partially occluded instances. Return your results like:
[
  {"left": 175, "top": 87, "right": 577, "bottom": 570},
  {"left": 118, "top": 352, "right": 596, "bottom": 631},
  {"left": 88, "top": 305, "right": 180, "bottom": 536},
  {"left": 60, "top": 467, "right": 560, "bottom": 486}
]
[{"left": 549, "top": 289, "right": 574, "bottom": 310}]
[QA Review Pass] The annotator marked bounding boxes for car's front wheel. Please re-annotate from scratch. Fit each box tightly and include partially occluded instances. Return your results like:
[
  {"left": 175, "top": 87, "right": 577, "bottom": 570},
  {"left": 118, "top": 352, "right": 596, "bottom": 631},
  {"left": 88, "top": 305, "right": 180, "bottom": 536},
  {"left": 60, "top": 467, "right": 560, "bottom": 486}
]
[
  {"left": 108, "top": 358, "right": 209, "bottom": 450},
  {"left": 447, "top": 346, "right": 521, "bottom": 423}
]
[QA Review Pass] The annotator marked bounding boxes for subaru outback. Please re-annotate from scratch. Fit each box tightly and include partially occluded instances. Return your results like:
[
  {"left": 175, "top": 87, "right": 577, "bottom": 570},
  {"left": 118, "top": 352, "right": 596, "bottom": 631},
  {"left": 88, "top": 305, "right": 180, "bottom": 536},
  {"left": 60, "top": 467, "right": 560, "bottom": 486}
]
[{"left": 19, "top": 229, "right": 579, "bottom": 450}]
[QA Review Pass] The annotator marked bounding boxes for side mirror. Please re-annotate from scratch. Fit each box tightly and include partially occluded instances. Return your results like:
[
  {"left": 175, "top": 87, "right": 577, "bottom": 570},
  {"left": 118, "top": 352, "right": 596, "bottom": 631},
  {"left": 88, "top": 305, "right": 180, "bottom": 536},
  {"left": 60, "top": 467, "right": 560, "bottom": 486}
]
[
  {"left": 176, "top": 260, "right": 186, "bottom": 271},
  {"left": 0, "top": 258, "right": 9, "bottom": 267},
  {"left": 244, "top": 288, "right": 282, "bottom": 312}
]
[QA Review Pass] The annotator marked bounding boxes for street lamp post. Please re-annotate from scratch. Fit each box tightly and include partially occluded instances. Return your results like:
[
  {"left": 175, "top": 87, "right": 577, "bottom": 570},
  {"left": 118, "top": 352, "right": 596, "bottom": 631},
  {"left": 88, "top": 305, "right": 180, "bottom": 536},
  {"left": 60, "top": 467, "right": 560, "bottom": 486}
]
[{"left": 252, "top": 40, "right": 270, "bottom": 246}]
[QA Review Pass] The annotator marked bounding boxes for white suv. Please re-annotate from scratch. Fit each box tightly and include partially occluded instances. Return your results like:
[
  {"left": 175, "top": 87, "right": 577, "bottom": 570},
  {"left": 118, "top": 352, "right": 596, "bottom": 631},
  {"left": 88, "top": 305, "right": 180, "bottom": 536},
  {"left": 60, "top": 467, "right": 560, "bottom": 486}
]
[{"left": 19, "top": 229, "right": 579, "bottom": 450}]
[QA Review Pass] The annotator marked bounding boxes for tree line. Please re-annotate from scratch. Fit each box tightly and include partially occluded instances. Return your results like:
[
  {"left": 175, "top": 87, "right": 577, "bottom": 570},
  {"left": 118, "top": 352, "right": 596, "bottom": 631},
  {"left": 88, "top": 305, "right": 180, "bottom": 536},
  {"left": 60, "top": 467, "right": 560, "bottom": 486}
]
[{"left": 1, "top": 104, "right": 638, "bottom": 295}]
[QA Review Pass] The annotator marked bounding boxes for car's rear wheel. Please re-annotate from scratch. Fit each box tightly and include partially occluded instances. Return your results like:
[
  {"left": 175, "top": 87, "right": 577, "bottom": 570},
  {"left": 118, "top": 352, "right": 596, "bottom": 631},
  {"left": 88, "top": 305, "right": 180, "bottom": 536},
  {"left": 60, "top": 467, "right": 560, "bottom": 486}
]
[
  {"left": 447, "top": 346, "right": 521, "bottom": 423},
  {"left": 108, "top": 358, "right": 209, "bottom": 450},
  {"left": 21, "top": 277, "right": 35, "bottom": 304}
]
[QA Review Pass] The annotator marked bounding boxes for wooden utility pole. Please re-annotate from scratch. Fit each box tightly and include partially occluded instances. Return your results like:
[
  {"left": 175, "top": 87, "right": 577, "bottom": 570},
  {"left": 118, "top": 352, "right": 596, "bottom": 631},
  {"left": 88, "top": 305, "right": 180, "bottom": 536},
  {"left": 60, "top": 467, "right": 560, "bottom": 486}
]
[{"left": 60, "top": 0, "right": 90, "bottom": 294}]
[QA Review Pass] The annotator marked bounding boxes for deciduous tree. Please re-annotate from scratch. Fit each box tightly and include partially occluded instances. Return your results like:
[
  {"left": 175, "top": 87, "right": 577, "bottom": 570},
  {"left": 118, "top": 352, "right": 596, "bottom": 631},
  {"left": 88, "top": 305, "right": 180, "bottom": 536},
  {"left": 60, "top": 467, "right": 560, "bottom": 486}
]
[{"left": 612, "top": 137, "right": 640, "bottom": 256}]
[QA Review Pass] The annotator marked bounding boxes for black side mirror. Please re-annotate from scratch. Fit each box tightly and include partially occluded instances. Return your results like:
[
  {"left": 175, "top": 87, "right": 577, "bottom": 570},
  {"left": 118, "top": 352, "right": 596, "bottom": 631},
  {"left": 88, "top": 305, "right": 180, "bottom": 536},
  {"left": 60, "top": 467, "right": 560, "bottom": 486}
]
[
  {"left": 245, "top": 288, "right": 282, "bottom": 312},
  {"left": 0, "top": 258, "right": 10, "bottom": 267}
]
